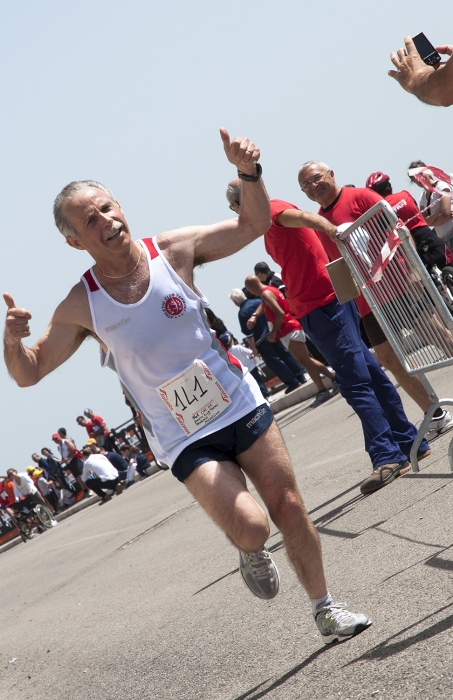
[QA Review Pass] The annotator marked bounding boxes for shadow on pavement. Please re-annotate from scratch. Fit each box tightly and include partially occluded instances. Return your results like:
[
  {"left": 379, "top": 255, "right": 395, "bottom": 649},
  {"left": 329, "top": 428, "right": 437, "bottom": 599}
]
[
  {"left": 346, "top": 602, "right": 453, "bottom": 664},
  {"left": 231, "top": 645, "right": 331, "bottom": 700}
]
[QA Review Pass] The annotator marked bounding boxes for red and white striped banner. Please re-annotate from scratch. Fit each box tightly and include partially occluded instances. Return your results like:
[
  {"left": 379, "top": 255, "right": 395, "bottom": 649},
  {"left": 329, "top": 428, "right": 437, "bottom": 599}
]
[{"left": 364, "top": 228, "right": 402, "bottom": 286}]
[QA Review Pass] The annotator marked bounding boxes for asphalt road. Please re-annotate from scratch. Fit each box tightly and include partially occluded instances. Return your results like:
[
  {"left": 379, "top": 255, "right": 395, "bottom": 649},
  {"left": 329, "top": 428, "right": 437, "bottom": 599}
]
[{"left": 2, "top": 366, "right": 453, "bottom": 700}]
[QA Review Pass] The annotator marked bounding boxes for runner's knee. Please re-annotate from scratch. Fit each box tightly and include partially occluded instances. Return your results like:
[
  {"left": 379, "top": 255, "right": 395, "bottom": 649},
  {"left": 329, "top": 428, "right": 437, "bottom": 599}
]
[
  {"left": 267, "top": 489, "right": 306, "bottom": 531},
  {"left": 233, "top": 512, "right": 270, "bottom": 552}
]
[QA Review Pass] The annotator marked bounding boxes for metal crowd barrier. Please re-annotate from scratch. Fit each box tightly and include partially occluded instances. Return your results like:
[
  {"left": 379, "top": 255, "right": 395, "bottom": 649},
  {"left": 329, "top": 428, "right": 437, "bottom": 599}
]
[{"left": 337, "top": 200, "right": 453, "bottom": 472}]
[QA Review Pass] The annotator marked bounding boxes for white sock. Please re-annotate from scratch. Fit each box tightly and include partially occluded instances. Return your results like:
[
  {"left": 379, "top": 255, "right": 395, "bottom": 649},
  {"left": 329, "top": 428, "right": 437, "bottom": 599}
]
[{"left": 311, "top": 592, "right": 333, "bottom": 616}]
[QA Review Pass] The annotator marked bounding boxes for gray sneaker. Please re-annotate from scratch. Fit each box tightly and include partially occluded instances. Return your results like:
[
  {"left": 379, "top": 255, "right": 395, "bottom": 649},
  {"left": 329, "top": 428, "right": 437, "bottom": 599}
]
[
  {"left": 309, "top": 389, "right": 332, "bottom": 408},
  {"left": 425, "top": 410, "right": 453, "bottom": 442},
  {"left": 315, "top": 601, "right": 372, "bottom": 644},
  {"left": 239, "top": 547, "right": 280, "bottom": 600}
]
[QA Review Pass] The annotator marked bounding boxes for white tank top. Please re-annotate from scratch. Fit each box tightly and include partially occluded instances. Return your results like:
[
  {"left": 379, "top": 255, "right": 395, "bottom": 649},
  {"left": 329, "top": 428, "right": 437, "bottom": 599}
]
[{"left": 81, "top": 238, "right": 263, "bottom": 468}]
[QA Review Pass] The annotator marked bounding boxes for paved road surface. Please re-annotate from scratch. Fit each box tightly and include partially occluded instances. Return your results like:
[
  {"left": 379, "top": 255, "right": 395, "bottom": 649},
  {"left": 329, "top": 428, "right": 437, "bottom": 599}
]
[{"left": 2, "top": 366, "right": 453, "bottom": 700}]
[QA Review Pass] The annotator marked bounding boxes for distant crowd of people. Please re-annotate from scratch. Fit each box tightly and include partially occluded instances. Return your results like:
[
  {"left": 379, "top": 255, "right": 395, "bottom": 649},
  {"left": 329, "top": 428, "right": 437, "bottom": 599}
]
[{"left": 0, "top": 407, "right": 162, "bottom": 537}]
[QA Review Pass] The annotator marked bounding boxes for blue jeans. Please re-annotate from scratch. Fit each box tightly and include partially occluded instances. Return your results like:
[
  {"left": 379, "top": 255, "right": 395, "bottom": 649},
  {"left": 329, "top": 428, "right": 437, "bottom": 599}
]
[
  {"left": 301, "top": 299, "right": 429, "bottom": 468},
  {"left": 258, "top": 338, "right": 306, "bottom": 387}
]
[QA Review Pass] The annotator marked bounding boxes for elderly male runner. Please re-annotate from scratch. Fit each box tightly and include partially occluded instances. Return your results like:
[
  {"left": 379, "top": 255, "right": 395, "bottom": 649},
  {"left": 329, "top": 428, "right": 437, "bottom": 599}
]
[{"left": 3, "top": 130, "right": 370, "bottom": 644}]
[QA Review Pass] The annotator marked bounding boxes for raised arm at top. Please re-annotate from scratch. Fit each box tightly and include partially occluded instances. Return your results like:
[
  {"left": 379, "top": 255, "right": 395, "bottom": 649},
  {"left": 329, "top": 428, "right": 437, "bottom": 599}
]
[{"left": 158, "top": 129, "right": 270, "bottom": 268}]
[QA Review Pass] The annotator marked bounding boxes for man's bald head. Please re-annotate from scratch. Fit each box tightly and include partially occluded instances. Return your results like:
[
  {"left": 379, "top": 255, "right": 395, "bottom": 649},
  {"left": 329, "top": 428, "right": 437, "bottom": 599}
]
[
  {"left": 53, "top": 180, "right": 116, "bottom": 240},
  {"left": 244, "top": 274, "right": 263, "bottom": 296}
]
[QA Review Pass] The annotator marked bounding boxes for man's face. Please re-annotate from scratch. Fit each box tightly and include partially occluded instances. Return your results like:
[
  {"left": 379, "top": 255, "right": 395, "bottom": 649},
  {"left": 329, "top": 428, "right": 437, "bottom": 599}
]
[
  {"left": 77, "top": 417, "right": 87, "bottom": 427},
  {"left": 299, "top": 165, "right": 337, "bottom": 206},
  {"left": 52, "top": 437, "right": 61, "bottom": 446},
  {"left": 255, "top": 272, "right": 267, "bottom": 283},
  {"left": 32, "top": 454, "right": 40, "bottom": 463},
  {"left": 64, "top": 188, "right": 130, "bottom": 256}
]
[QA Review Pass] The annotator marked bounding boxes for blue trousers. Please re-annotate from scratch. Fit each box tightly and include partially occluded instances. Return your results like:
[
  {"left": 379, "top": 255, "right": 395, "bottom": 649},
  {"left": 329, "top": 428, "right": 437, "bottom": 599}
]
[
  {"left": 258, "top": 338, "right": 306, "bottom": 387},
  {"left": 301, "top": 299, "right": 429, "bottom": 468}
]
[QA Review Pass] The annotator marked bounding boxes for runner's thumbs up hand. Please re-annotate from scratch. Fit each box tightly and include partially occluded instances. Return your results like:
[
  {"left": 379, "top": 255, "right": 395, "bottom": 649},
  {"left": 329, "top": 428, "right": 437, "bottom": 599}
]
[
  {"left": 220, "top": 128, "right": 260, "bottom": 176},
  {"left": 3, "top": 293, "right": 32, "bottom": 342}
]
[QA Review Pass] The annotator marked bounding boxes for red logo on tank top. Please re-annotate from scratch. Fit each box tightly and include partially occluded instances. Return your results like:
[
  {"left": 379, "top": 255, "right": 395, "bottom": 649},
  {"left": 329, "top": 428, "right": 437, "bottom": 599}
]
[{"left": 162, "top": 294, "right": 186, "bottom": 319}]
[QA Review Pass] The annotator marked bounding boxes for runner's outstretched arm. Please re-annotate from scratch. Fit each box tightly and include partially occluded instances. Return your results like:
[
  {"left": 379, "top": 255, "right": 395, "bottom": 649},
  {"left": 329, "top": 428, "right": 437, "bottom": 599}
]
[
  {"left": 3, "top": 285, "right": 91, "bottom": 387},
  {"left": 389, "top": 37, "right": 453, "bottom": 107},
  {"left": 157, "top": 129, "right": 271, "bottom": 266}
]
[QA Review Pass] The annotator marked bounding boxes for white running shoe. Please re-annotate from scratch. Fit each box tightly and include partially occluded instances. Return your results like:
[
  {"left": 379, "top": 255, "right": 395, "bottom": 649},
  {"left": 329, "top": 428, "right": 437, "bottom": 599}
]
[
  {"left": 315, "top": 601, "right": 372, "bottom": 644},
  {"left": 239, "top": 547, "right": 280, "bottom": 600},
  {"left": 425, "top": 410, "right": 453, "bottom": 442}
]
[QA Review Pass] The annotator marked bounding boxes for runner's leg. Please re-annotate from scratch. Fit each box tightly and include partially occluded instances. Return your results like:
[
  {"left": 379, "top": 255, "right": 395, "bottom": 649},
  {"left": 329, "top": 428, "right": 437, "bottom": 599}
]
[
  {"left": 184, "top": 460, "right": 270, "bottom": 553},
  {"left": 236, "top": 421, "right": 328, "bottom": 599}
]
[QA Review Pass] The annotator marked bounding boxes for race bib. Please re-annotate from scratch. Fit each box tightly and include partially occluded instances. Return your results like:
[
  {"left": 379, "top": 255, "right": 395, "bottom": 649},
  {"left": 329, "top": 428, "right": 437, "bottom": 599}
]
[{"left": 157, "top": 360, "right": 232, "bottom": 436}]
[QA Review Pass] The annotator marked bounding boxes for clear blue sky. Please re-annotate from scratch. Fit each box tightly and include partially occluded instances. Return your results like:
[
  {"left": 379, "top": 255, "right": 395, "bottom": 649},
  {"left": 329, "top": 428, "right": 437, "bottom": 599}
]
[{"left": 2, "top": 0, "right": 452, "bottom": 469}]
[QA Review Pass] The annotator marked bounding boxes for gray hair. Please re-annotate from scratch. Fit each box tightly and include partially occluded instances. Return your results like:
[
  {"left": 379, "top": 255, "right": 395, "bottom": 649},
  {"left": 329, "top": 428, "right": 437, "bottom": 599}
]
[
  {"left": 226, "top": 180, "right": 242, "bottom": 206},
  {"left": 298, "top": 161, "right": 331, "bottom": 178},
  {"left": 229, "top": 288, "right": 246, "bottom": 305},
  {"left": 53, "top": 180, "right": 116, "bottom": 239}
]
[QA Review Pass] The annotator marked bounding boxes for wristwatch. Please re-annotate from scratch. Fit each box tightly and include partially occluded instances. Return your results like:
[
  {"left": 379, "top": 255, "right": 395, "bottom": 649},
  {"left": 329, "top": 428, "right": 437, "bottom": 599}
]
[{"left": 237, "top": 163, "right": 262, "bottom": 182}]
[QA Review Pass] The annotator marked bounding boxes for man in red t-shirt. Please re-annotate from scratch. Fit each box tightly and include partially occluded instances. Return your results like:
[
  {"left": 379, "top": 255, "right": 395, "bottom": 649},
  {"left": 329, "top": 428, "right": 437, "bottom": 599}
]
[
  {"left": 298, "top": 161, "right": 452, "bottom": 445},
  {"left": 244, "top": 275, "right": 337, "bottom": 407},
  {"left": 226, "top": 177, "right": 427, "bottom": 496},
  {"left": 77, "top": 408, "right": 110, "bottom": 448}
]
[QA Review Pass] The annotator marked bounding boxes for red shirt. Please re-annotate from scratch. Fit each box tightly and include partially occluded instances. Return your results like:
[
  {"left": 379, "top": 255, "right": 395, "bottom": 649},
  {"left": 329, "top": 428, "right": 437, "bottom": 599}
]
[
  {"left": 264, "top": 200, "right": 337, "bottom": 318},
  {"left": 261, "top": 285, "right": 302, "bottom": 338},
  {"left": 317, "top": 188, "right": 384, "bottom": 317},
  {"left": 86, "top": 415, "right": 109, "bottom": 438},
  {"left": 385, "top": 190, "right": 427, "bottom": 231}
]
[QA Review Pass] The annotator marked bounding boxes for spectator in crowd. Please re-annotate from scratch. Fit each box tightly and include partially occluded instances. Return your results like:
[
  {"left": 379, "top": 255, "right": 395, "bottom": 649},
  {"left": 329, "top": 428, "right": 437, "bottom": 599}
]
[
  {"left": 244, "top": 275, "right": 338, "bottom": 408},
  {"left": 299, "top": 162, "right": 453, "bottom": 441},
  {"left": 408, "top": 161, "right": 453, "bottom": 250},
  {"left": 82, "top": 409, "right": 110, "bottom": 448},
  {"left": 129, "top": 445, "right": 154, "bottom": 479},
  {"left": 81, "top": 448, "right": 122, "bottom": 502},
  {"left": 52, "top": 433, "right": 88, "bottom": 495},
  {"left": 366, "top": 170, "right": 448, "bottom": 270},
  {"left": 7, "top": 468, "right": 50, "bottom": 511},
  {"left": 32, "top": 469, "right": 60, "bottom": 514},
  {"left": 0, "top": 475, "right": 19, "bottom": 527},
  {"left": 218, "top": 330, "right": 271, "bottom": 400},
  {"left": 227, "top": 172, "right": 429, "bottom": 495},
  {"left": 253, "top": 261, "right": 286, "bottom": 294},
  {"left": 58, "top": 427, "right": 77, "bottom": 446},
  {"left": 389, "top": 37, "right": 453, "bottom": 107},
  {"left": 205, "top": 308, "right": 229, "bottom": 338},
  {"left": 98, "top": 445, "right": 129, "bottom": 481},
  {"left": 229, "top": 288, "right": 306, "bottom": 394},
  {"left": 37, "top": 449, "right": 71, "bottom": 490},
  {"left": 117, "top": 445, "right": 138, "bottom": 487}
]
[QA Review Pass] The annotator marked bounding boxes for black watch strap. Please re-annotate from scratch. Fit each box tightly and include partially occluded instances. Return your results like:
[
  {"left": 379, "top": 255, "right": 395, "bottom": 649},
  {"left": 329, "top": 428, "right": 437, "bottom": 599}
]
[{"left": 237, "top": 163, "right": 262, "bottom": 182}]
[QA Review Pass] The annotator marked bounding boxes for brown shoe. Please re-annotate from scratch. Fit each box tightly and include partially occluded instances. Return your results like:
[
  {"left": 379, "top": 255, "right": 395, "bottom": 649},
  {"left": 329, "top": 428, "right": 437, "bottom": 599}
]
[
  {"left": 405, "top": 448, "right": 431, "bottom": 464},
  {"left": 116, "top": 483, "right": 123, "bottom": 496},
  {"left": 360, "top": 461, "right": 411, "bottom": 495}
]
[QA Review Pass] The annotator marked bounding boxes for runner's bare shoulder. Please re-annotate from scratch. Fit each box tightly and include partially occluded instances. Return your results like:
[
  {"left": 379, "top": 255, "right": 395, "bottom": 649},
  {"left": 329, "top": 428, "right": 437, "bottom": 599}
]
[{"left": 52, "top": 280, "right": 95, "bottom": 337}]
